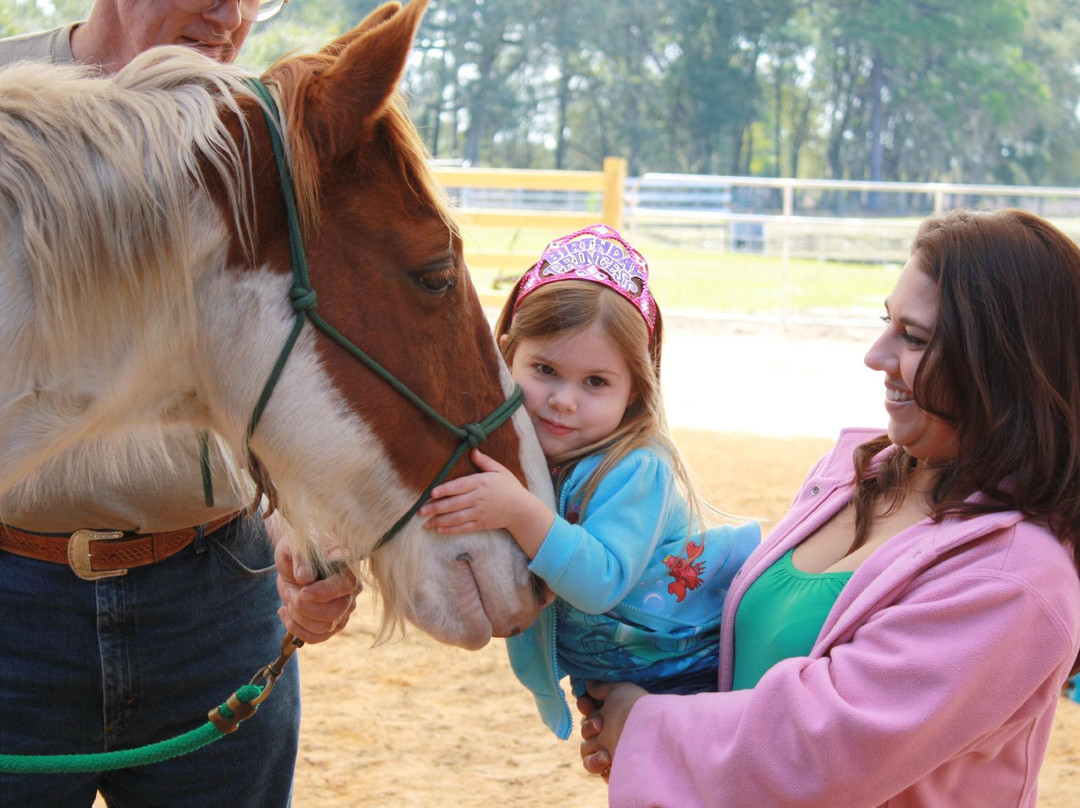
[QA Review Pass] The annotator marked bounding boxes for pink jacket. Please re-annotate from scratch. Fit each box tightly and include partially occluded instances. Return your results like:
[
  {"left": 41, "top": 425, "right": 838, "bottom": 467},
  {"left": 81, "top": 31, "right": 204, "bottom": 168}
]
[{"left": 609, "top": 429, "right": 1080, "bottom": 808}]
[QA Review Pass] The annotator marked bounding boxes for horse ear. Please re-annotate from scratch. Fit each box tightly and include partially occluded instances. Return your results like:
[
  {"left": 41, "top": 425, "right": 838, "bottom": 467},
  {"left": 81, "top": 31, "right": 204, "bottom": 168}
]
[
  {"left": 309, "top": 0, "right": 429, "bottom": 155},
  {"left": 318, "top": 2, "right": 403, "bottom": 57}
]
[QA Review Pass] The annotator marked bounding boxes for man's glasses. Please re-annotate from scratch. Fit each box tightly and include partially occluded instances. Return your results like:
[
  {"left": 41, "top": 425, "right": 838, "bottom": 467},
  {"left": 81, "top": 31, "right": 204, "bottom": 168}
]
[{"left": 177, "top": 0, "right": 290, "bottom": 23}]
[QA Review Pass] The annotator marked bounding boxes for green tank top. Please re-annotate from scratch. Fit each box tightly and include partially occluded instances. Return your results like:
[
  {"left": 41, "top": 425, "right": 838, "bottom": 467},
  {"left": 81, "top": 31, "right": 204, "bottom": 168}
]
[{"left": 732, "top": 548, "right": 852, "bottom": 690}]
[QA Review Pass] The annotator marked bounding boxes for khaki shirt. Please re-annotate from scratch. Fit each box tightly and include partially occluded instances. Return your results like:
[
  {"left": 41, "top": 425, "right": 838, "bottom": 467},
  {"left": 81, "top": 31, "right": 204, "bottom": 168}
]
[{"left": 0, "top": 23, "right": 77, "bottom": 67}]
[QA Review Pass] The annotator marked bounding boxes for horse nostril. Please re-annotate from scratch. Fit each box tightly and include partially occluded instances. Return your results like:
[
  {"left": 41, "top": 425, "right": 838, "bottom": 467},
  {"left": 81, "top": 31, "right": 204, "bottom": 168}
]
[
  {"left": 507, "top": 625, "right": 521, "bottom": 636},
  {"left": 456, "top": 552, "right": 473, "bottom": 563}
]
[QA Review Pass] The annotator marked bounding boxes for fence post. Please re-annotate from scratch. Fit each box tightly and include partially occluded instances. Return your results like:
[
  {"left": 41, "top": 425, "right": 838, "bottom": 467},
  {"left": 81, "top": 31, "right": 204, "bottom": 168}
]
[
  {"left": 602, "top": 157, "right": 627, "bottom": 230},
  {"left": 781, "top": 182, "right": 794, "bottom": 323}
]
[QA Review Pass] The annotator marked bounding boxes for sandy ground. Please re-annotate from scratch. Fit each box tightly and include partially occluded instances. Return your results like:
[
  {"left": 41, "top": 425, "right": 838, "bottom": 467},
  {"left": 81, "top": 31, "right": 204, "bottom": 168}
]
[
  {"left": 289, "top": 430, "right": 834, "bottom": 808},
  {"left": 285, "top": 318, "right": 1080, "bottom": 807},
  {"left": 287, "top": 427, "right": 1080, "bottom": 807},
  {"left": 86, "top": 318, "right": 1079, "bottom": 806}
]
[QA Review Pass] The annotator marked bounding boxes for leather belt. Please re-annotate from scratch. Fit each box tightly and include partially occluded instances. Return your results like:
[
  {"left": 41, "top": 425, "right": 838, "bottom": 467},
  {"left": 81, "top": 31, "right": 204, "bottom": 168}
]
[{"left": 0, "top": 511, "right": 244, "bottom": 580}]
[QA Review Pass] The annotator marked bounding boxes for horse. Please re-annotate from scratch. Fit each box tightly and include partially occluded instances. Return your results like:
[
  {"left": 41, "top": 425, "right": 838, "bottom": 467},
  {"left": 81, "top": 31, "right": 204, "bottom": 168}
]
[{"left": 0, "top": 0, "right": 552, "bottom": 651}]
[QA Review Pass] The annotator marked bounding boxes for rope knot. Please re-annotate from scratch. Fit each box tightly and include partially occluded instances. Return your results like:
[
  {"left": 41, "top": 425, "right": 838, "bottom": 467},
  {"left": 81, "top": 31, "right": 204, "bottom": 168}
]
[
  {"left": 290, "top": 286, "right": 317, "bottom": 311},
  {"left": 463, "top": 422, "right": 488, "bottom": 448}
]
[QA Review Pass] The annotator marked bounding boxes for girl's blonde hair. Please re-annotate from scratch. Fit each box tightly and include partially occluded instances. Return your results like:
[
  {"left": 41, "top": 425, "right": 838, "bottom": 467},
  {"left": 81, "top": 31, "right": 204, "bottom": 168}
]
[{"left": 496, "top": 279, "right": 722, "bottom": 526}]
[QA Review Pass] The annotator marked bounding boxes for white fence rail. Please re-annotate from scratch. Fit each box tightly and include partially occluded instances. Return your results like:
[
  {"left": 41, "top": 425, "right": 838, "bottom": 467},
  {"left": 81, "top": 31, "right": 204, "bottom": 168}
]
[
  {"left": 432, "top": 163, "right": 1080, "bottom": 324},
  {"left": 624, "top": 173, "right": 1080, "bottom": 265}
]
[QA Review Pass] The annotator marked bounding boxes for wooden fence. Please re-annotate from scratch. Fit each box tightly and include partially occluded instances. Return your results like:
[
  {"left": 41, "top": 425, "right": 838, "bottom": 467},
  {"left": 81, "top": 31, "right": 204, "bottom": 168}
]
[{"left": 431, "top": 156, "right": 627, "bottom": 289}]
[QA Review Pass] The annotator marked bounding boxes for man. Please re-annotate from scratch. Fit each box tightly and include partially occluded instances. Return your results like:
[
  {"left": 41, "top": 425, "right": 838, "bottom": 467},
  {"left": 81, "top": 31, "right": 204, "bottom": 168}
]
[
  {"left": 1, "top": 0, "right": 261, "bottom": 69},
  {"left": 0, "top": 3, "right": 359, "bottom": 806}
]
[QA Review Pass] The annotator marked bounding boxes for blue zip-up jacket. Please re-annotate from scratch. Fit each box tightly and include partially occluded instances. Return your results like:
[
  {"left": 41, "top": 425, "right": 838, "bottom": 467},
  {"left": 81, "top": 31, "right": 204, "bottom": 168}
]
[{"left": 506, "top": 447, "right": 761, "bottom": 738}]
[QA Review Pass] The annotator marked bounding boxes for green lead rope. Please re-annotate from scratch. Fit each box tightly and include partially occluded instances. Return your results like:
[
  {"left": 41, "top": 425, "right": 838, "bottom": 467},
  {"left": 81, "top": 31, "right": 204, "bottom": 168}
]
[{"left": 0, "top": 685, "right": 263, "bottom": 774}]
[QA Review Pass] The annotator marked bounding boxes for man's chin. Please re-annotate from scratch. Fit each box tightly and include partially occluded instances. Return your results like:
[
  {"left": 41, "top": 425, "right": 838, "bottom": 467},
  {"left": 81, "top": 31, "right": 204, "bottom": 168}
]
[{"left": 179, "top": 39, "right": 235, "bottom": 64}]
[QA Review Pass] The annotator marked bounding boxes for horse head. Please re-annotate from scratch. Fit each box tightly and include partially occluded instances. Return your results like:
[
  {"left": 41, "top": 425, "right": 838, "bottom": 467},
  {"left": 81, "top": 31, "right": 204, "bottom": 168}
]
[
  {"left": 0, "top": 0, "right": 552, "bottom": 650},
  {"left": 220, "top": 0, "right": 554, "bottom": 649}
]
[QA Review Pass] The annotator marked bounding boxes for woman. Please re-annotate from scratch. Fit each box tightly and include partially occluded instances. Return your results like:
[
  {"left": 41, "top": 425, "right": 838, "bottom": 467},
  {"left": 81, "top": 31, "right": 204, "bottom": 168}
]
[{"left": 577, "top": 208, "right": 1080, "bottom": 807}]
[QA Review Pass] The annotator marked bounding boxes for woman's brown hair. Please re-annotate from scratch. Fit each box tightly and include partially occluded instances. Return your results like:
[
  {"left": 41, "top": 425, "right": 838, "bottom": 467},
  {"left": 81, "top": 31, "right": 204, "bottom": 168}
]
[{"left": 852, "top": 209, "right": 1080, "bottom": 573}]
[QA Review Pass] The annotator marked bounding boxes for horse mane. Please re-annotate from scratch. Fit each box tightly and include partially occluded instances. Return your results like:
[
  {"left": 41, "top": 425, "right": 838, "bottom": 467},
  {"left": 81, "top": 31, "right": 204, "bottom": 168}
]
[
  {"left": 267, "top": 52, "right": 458, "bottom": 243},
  {"left": 0, "top": 48, "right": 255, "bottom": 369},
  {"left": 381, "top": 95, "right": 460, "bottom": 236}
]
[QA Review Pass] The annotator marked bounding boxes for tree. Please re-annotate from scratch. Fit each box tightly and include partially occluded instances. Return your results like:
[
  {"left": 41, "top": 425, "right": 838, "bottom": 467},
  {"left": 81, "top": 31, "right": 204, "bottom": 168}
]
[
  {"left": 806, "top": 0, "right": 1045, "bottom": 187},
  {"left": 6, "top": 0, "right": 1080, "bottom": 185}
]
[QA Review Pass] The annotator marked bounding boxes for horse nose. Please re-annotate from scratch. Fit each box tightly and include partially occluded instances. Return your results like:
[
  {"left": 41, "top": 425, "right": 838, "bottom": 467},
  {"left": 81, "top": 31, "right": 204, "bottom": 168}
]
[{"left": 499, "top": 575, "right": 552, "bottom": 637}]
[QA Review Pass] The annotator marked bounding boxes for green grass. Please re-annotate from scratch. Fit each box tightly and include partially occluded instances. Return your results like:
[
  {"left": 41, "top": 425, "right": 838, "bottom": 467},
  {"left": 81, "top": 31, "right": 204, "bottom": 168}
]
[{"left": 461, "top": 225, "right": 899, "bottom": 318}]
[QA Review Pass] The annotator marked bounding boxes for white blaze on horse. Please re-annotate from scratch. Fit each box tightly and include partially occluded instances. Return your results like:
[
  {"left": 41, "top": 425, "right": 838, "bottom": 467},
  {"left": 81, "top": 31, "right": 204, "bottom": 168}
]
[{"left": 0, "top": 0, "right": 552, "bottom": 650}]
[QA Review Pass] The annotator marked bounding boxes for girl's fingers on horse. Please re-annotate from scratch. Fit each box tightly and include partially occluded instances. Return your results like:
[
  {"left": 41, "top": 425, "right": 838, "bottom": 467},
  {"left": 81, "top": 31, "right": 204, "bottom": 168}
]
[
  {"left": 427, "top": 478, "right": 473, "bottom": 501},
  {"left": 419, "top": 493, "right": 469, "bottom": 516},
  {"left": 470, "top": 449, "right": 507, "bottom": 473},
  {"left": 418, "top": 499, "right": 448, "bottom": 516},
  {"left": 421, "top": 511, "right": 453, "bottom": 529},
  {"left": 424, "top": 505, "right": 476, "bottom": 527}
]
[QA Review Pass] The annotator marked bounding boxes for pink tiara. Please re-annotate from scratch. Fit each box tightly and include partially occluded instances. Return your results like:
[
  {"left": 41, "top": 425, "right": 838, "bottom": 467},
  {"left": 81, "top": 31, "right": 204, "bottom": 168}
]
[{"left": 511, "top": 224, "right": 657, "bottom": 333}]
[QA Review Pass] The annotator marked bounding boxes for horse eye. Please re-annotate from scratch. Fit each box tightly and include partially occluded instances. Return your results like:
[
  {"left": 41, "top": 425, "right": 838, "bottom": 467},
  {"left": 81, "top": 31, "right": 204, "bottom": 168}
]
[{"left": 414, "top": 268, "right": 457, "bottom": 294}]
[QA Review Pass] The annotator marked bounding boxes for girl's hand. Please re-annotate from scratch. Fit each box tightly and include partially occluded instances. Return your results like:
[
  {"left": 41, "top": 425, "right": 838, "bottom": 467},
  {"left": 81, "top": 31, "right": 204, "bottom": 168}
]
[
  {"left": 578, "top": 680, "right": 648, "bottom": 781},
  {"left": 420, "top": 449, "right": 523, "bottom": 532},
  {"left": 419, "top": 449, "right": 554, "bottom": 557}
]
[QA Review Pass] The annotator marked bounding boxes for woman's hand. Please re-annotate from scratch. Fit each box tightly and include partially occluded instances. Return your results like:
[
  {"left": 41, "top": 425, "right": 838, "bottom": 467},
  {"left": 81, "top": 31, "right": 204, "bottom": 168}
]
[
  {"left": 578, "top": 680, "right": 648, "bottom": 782},
  {"left": 274, "top": 541, "right": 362, "bottom": 644}
]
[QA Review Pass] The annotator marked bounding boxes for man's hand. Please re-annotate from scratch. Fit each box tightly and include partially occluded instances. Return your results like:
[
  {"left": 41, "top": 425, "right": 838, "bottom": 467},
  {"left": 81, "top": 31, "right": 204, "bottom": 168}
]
[{"left": 274, "top": 541, "right": 362, "bottom": 644}]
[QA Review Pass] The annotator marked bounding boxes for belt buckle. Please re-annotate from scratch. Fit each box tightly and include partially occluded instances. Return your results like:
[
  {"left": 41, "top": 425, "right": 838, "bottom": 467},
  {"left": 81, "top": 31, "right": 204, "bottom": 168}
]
[{"left": 67, "top": 529, "right": 127, "bottom": 580}]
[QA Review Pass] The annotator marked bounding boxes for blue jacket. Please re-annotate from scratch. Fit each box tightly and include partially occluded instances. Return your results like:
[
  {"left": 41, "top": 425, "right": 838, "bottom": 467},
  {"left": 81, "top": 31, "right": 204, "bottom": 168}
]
[{"left": 506, "top": 447, "right": 761, "bottom": 738}]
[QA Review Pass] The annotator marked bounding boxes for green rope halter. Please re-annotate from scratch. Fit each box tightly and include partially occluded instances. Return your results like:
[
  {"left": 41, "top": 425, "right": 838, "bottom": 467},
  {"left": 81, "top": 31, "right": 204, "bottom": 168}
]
[{"left": 241, "top": 77, "right": 523, "bottom": 551}]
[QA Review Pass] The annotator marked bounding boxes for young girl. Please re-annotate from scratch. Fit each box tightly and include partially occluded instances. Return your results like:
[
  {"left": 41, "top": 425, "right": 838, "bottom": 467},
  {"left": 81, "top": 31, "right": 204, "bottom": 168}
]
[{"left": 419, "top": 224, "right": 760, "bottom": 739}]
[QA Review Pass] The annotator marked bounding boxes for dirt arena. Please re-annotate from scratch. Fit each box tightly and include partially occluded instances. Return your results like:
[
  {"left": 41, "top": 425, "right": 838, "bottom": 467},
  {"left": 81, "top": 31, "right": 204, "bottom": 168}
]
[
  {"left": 290, "top": 429, "right": 1080, "bottom": 807},
  {"left": 79, "top": 318, "right": 1077, "bottom": 806}
]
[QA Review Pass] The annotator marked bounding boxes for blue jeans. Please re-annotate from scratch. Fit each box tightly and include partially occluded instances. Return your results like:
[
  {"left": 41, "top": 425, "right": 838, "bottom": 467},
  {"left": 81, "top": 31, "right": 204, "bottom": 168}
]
[{"left": 0, "top": 515, "right": 299, "bottom": 807}]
